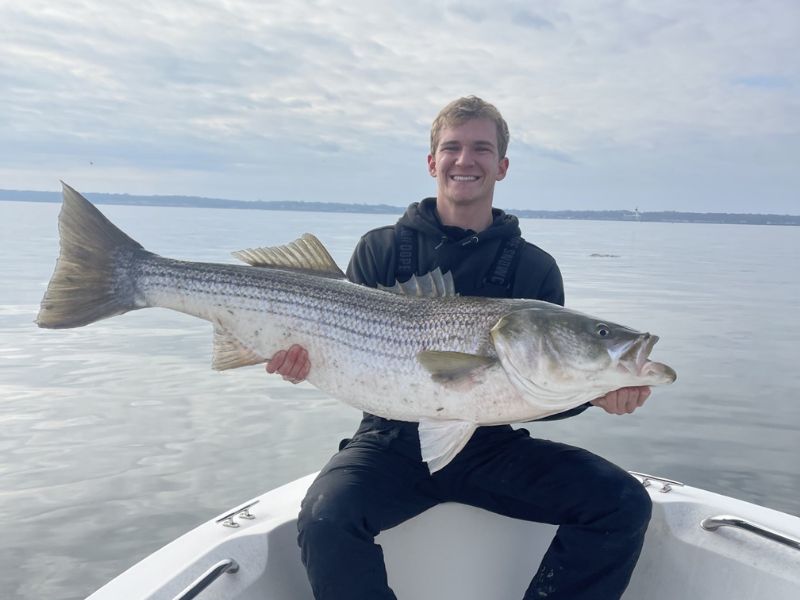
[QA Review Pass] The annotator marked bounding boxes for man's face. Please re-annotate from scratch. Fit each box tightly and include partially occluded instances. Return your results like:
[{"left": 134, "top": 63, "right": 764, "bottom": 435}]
[{"left": 428, "top": 118, "right": 509, "bottom": 209}]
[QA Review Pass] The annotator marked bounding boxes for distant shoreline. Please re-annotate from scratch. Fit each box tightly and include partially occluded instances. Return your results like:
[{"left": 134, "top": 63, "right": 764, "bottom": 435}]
[{"left": 1, "top": 189, "right": 798, "bottom": 226}]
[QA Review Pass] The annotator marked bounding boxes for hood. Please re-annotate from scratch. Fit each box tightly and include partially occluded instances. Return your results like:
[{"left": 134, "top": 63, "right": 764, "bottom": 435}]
[{"left": 397, "top": 198, "right": 521, "bottom": 246}]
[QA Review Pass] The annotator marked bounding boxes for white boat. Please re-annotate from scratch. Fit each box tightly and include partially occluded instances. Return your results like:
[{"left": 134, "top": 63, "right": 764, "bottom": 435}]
[{"left": 87, "top": 472, "right": 800, "bottom": 600}]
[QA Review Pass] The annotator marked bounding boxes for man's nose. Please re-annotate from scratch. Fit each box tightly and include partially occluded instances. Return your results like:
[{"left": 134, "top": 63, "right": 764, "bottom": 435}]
[{"left": 455, "top": 148, "right": 475, "bottom": 165}]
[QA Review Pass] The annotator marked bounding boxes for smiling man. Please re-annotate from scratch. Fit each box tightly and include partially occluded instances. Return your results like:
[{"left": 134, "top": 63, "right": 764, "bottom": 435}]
[{"left": 269, "top": 96, "right": 652, "bottom": 600}]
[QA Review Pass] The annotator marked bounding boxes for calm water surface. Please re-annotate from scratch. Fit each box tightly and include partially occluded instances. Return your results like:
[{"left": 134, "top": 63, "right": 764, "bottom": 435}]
[{"left": 1, "top": 201, "right": 798, "bottom": 599}]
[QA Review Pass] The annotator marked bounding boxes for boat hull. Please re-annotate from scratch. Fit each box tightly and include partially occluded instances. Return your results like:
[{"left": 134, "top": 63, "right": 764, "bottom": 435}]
[{"left": 87, "top": 473, "right": 800, "bottom": 600}]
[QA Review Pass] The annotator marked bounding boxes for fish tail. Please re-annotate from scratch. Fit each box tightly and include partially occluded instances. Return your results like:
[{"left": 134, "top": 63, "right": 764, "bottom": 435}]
[{"left": 36, "top": 182, "right": 146, "bottom": 329}]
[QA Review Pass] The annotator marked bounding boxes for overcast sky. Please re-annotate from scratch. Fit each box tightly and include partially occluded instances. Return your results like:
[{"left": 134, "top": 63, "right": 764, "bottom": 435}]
[{"left": 1, "top": 0, "right": 798, "bottom": 213}]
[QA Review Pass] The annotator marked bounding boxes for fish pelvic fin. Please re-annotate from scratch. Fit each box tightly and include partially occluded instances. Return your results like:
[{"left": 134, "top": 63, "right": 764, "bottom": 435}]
[
  {"left": 378, "top": 268, "right": 457, "bottom": 297},
  {"left": 37, "top": 183, "right": 144, "bottom": 329},
  {"left": 418, "top": 418, "right": 477, "bottom": 473},
  {"left": 212, "top": 326, "right": 267, "bottom": 371},
  {"left": 232, "top": 234, "right": 346, "bottom": 279}
]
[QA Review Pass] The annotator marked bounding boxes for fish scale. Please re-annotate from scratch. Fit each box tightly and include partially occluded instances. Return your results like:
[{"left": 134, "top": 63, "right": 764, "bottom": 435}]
[{"left": 140, "top": 256, "right": 487, "bottom": 357}]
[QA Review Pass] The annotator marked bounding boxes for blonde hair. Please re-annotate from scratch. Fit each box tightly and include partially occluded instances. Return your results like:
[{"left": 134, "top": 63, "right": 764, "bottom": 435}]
[{"left": 430, "top": 96, "right": 510, "bottom": 158}]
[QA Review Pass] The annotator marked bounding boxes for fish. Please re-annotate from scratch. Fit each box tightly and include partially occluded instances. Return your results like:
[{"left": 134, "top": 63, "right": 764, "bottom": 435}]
[{"left": 38, "top": 183, "right": 677, "bottom": 472}]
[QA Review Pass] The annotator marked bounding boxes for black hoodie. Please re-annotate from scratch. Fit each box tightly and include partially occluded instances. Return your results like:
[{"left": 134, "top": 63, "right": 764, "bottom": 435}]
[
  {"left": 345, "top": 198, "right": 587, "bottom": 431},
  {"left": 346, "top": 197, "right": 564, "bottom": 304}
]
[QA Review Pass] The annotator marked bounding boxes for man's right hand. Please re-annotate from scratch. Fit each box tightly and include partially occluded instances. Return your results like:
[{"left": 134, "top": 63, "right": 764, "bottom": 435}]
[{"left": 266, "top": 344, "right": 310, "bottom": 384}]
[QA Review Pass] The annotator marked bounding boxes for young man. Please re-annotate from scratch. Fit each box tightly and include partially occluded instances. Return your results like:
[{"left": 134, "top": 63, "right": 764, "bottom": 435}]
[{"left": 268, "top": 96, "right": 652, "bottom": 599}]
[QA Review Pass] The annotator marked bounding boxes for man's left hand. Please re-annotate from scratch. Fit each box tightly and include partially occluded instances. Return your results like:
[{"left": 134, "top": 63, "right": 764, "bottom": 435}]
[{"left": 591, "top": 386, "right": 651, "bottom": 415}]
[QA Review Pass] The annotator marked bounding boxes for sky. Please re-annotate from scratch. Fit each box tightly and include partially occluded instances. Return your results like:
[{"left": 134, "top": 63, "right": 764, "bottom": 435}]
[{"left": 1, "top": 0, "right": 798, "bottom": 214}]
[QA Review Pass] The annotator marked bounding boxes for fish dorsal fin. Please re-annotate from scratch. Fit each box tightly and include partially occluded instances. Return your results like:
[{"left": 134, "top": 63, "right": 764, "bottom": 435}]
[
  {"left": 232, "top": 233, "right": 346, "bottom": 279},
  {"left": 212, "top": 326, "right": 267, "bottom": 371},
  {"left": 378, "top": 268, "right": 457, "bottom": 297},
  {"left": 418, "top": 418, "right": 477, "bottom": 473}
]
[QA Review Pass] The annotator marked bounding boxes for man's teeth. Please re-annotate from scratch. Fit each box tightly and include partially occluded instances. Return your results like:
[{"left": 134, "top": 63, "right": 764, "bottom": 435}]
[{"left": 452, "top": 175, "right": 479, "bottom": 181}]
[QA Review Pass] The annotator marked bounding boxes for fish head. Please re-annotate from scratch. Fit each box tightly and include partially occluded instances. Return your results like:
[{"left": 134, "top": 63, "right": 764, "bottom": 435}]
[{"left": 490, "top": 306, "right": 676, "bottom": 406}]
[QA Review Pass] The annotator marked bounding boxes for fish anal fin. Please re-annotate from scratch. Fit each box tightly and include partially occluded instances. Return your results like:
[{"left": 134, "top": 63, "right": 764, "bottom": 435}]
[
  {"left": 418, "top": 351, "right": 497, "bottom": 387},
  {"left": 418, "top": 419, "right": 477, "bottom": 473},
  {"left": 232, "top": 233, "right": 346, "bottom": 279},
  {"left": 212, "top": 327, "right": 266, "bottom": 371}
]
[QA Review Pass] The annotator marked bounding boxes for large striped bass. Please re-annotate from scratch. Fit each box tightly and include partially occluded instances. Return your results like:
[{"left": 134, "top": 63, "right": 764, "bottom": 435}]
[{"left": 38, "top": 184, "right": 676, "bottom": 472}]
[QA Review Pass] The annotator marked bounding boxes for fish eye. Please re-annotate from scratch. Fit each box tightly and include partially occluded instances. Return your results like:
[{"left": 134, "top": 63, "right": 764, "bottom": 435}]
[{"left": 595, "top": 323, "right": 611, "bottom": 338}]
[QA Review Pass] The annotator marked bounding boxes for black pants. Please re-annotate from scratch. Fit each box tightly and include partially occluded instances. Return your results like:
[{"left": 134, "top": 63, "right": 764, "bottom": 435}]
[{"left": 297, "top": 416, "right": 651, "bottom": 600}]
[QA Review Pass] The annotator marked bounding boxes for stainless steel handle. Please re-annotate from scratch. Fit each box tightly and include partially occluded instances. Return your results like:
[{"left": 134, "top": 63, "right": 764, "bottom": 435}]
[
  {"left": 172, "top": 559, "right": 240, "bottom": 600},
  {"left": 701, "top": 515, "right": 800, "bottom": 551}
]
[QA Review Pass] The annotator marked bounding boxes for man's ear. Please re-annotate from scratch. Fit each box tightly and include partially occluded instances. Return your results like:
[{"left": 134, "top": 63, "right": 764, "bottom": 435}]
[
  {"left": 427, "top": 154, "right": 437, "bottom": 177},
  {"left": 496, "top": 156, "right": 510, "bottom": 181}
]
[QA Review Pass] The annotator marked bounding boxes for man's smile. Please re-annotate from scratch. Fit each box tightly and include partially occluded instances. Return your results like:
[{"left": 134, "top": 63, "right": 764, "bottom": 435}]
[{"left": 451, "top": 175, "right": 480, "bottom": 182}]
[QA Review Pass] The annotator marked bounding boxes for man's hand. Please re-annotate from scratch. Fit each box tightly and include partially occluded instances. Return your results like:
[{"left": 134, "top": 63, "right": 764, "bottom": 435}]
[
  {"left": 266, "top": 344, "right": 310, "bottom": 384},
  {"left": 591, "top": 386, "right": 651, "bottom": 415}
]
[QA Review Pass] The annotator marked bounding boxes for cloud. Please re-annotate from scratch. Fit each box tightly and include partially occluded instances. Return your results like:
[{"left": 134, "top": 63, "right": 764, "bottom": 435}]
[
  {"left": 510, "top": 9, "right": 555, "bottom": 30},
  {"left": 733, "top": 75, "right": 793, "bottom": 89},
  {"left": 0, "top": 0, "right": 798, "bottom": 212}
]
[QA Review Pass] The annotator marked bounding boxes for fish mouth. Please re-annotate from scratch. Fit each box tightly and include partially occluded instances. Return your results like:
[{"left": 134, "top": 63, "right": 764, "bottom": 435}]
[{"left": 618, "top": 333, "right": 677, "bottom": 383}]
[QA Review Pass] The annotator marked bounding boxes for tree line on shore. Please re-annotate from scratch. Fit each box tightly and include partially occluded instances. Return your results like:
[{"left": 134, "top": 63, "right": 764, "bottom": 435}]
[{"left": 1, "top": 189, "right": 797, "bottom": 226}]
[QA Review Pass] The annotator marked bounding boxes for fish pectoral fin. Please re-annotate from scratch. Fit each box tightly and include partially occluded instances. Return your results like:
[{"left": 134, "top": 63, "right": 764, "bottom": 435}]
[
  {"left": 418, "top": 351, "right": 498, "bottom": 384},
  {"left": 212, "top": 326, "right": 267, "bottom": 371},
  {"left": 232, "top": 233, "right": 346, "bottom": 279},
  {"left": 418, "top": 419, "right": 477, "bottom": 473}
]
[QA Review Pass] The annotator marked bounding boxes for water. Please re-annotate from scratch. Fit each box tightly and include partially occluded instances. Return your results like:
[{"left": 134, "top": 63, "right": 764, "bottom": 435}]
[{"left": 1, "top": 201, "right": 798, "bottom": 599}]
